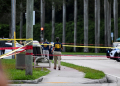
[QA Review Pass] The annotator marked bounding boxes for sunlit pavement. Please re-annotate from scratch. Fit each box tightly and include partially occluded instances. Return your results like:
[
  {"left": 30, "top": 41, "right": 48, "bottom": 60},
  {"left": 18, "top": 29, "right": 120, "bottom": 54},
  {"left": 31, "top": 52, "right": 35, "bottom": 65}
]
[
  {"left": 61, "top": 55, "right": 107, "bottom": 60},
  {"left": 9, "top": 83, "right": 118, "bottom": 86}
]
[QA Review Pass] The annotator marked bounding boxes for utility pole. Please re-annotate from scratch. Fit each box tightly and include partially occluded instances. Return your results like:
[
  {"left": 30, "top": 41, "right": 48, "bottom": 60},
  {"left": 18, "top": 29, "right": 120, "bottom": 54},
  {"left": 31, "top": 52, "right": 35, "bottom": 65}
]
[
  {"left": 11, "top": 0, "right": 16, "bottom": 59},
  {"left": 41, "top": 0, "right": 45, "bottom": 43},
  {"left": 25, "top": 0, "right": 34, "bottom": 75}
]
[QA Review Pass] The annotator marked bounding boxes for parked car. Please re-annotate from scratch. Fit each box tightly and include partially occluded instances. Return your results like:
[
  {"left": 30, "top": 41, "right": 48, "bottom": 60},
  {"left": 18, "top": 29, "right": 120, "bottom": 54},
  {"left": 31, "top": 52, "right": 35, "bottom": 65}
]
[
  {"left": 0, "top": 41, "right": 24, "bottom": 59},
  {"left": 106, "top": 42, "right": 120, "bottom": 62},
  {"left": 1, "top": 40, "right": 43, "bottom": 59},
  {"left": 33, "top": 40, "right": 42, "bottom": 56},
  {"left": 24, "top": 40, "right": 43, "bottom": 61}
]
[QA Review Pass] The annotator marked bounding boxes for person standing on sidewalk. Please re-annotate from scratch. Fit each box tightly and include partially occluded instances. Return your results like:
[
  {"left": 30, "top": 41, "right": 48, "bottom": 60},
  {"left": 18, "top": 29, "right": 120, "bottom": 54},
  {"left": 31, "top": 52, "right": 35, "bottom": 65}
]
[
  {"left": 49, "top": 42, "right": 53, "bottom": 60},
  {"left": 42, "top": 39, "right": 50, "bottom": 59},
  {"left": 52, "top": 37, "right": 63, "bottom": 70}
]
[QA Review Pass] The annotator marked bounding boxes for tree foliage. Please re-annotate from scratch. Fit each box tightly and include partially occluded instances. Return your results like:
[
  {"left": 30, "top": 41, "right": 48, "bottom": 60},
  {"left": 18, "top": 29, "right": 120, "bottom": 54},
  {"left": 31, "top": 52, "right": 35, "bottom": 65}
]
[{"left": 0, "top": 0, "right": 120, "bottom": 52}]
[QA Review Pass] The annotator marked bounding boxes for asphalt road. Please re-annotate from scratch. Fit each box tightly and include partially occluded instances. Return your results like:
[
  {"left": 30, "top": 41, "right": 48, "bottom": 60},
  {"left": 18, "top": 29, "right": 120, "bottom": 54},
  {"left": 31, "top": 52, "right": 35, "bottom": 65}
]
[{"left": 61, "top": 55, "right": 120, "bottom": 78}]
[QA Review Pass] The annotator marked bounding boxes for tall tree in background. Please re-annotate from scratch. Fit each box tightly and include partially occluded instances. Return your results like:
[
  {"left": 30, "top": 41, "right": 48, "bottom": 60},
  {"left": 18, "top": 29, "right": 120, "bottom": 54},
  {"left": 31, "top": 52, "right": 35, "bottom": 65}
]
[
  {"left": 40, "top": 0, "right": 45, "bottom": 42},
  {"left": 104, "top": 0, "right": 108, "bottom": 47},
  {"left": 62, "top": 0, "right": 66, "bottom": 52},
  {"left": 108, "top": 0, "right": 112, "bottom": 46},
  {"left": 51, "top": 1, "right": 55, "bottom": 42},
  {"left": 95, "top": 0, "right": 100, "bottom": 53},
  {"left": 84, "top": 0, "right": 89, "bottom": 52},
  {"left": 74, "top": 0, "right": 77, "bottom": 52},
  {"left": 113, "top": 0, "right": 118, "bottom": 42},
  {"left": 20, "top": 0, "right": 23, "bottom": 39}
]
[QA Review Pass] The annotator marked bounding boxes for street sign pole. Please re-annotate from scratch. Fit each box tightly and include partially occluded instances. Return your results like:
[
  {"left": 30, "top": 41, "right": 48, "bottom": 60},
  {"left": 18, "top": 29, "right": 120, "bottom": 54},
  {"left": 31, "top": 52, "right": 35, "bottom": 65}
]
[{"left": 25, "top": 0, "right": 34, "bottom": 75}]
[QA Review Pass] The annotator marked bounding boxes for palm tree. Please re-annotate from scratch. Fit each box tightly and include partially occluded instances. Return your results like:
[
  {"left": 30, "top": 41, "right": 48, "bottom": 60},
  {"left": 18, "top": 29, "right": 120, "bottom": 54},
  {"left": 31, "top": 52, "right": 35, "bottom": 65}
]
[
  {"left": 74, "top": 0, "right": 77, "bottom": 52},
  {"left": 113, "top": 0, "right": 118, "bottom": 42},
  {"left": 104, "top": 0, "right": 108, "bottom": 47},
  {"left": 95, "top": 0, "right": 100, "bottom": 53},
  {"left": 84, "top": 0, "right": 88, "bottom": 52},
  {"left": 62, "top": 0, "right": 66, "bottom": 52},
  {"left": 104, "top": 0, "right": 112, "bottom": 47},
  {"left": 20, "top": 0, "right": 23, "bottom": 39},
  {"left": 52, "top": 1, "right": 55, "bottom": 42},
  {"left": 107, "top": 0, "right": 112, "bottom": 46}
]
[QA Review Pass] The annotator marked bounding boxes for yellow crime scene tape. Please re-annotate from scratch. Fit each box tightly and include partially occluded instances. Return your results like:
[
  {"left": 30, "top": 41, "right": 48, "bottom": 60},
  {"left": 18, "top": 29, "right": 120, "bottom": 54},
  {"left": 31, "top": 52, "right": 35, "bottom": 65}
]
[
  {"left": 0, "top": 41, "right": 116, "bottom": 59},
  {"left": 0, "top": 38, "right": 33, "bottom": 41},
  {"left": 40, "top": 44, "right": 115, "bottom": 49},
  {"left": 63, "top": 45, "right": 114, "bottom": 49},
  {"left": 0, "top": 40, "right": 33, "bottom": 59}
]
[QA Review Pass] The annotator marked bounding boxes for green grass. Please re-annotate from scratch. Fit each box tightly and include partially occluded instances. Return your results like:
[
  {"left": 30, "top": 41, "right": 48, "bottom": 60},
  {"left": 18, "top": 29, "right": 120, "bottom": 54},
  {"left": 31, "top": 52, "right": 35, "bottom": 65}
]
[
  {"left": 1, "top": 59, "right": 50, "bottom": 80},
  {"left": 60, "top": 61, "right": 105, "bottom": 79},
  {"left": 1, "top": 59, "right": 105, "bottom": 80},
  {"left": 62, "top": 52, "right": 106, "bottom": 55}
]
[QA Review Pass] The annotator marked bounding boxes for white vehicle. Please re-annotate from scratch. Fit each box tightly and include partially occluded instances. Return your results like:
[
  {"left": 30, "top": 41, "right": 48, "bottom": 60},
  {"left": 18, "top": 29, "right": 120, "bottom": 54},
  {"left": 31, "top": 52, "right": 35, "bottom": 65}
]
[
  {"left": 0, "top": 40, "right": 43, "bottom": 59},
  {"left": 0, "top": 41, "right": 24, "bottom": 59},
  {"left": 33, "top": 40, "right": 42, "bottom": 56},
  {"left": 106, "top": 42, "right": 120, "bottom": 62},
  {"left": 24, "top": 40, "right": 42, "bottom": 57}
]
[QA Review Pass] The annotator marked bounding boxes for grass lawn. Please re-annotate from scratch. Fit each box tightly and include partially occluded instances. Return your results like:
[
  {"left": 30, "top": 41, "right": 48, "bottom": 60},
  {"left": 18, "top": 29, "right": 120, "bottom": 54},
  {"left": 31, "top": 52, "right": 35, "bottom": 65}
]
[
  {"left": 60, "top": 61, "right": 105, "bottom": 79},
  {"left": 62, "top": 52, "right": 106, "bottom": 55},
  {"left": 1, "top": 59, "right": 50, "bottom": 80},
  {"left": 1, "top": 59, "right": 105, "bottom": 80}
]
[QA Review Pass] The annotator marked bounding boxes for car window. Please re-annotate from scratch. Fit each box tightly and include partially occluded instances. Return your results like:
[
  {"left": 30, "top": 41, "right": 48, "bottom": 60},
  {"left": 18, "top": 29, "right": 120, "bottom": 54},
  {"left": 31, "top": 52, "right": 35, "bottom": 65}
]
[
  {"left": 16, "top": 43, "right": 23, "bottom": 47},
  {"left": 5, "top": 44, "right": 12, "bottom": 47}
]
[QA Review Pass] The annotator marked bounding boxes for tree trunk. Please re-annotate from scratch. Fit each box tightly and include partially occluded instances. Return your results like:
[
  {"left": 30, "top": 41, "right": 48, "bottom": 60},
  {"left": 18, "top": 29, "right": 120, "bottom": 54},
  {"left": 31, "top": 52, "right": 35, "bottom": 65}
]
[
  {"left": 40, "top": 0, "right": 45, "bottom": 42},
  {"left": 95, "top": 0, "right": 100, "bottom": 53},
  {"left": 113, "top": 0, "right": 118, "bottom": 42},
  {"left": 74, "top": 0, "right": 77, "bottom": 52},
  {"left": 108, "top": 2, "right": 111, "bottom": 46},
  {"left": 84, "top": 0, "right": 88, "bottom": 52},
  {"left": 20, "top": 0, "right": 23, "bottom": 39},
  {"left": 104, "top": 0, "right": 108, "bottom": 47},
  {"left": 51, "top": 1, "right": 55, "bottom": 42},
  {"left": 62, "top": 0, "right": 66, "bottom": 52}
]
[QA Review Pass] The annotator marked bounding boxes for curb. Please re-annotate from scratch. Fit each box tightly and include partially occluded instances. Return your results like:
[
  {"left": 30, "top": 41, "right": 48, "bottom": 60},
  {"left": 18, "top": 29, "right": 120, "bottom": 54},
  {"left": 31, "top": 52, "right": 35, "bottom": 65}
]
[
  {"left": 82, "top": 75, "right": 109, "bottom": 84},
  {"left": 105, "top": 73, "right": 120, "bottom": 84},
  {"left": 82, "top": 74, "right": 120, "bottom": 84},
  {"left": 8, "top": 77, "right": 43, "bottom": 84}
]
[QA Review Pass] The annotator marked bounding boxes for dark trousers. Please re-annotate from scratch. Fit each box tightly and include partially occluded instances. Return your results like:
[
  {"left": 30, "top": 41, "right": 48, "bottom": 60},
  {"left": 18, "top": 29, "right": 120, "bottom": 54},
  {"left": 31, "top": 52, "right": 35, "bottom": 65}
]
[{"left": 1, "top": 50, "right": 5, "bottom": 55}]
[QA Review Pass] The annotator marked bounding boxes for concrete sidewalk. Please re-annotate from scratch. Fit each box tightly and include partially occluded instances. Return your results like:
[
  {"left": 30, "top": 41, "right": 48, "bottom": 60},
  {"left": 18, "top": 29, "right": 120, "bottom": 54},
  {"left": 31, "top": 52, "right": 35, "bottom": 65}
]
[
  {"left": 9, "top": 84, "right": 118, "bottom": 86},
  {"left": 39, "top": 63, "right": 94, "bottom": 84},
  {"left": 9, "top": 63, "right": 117, "bottom": 86}
]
